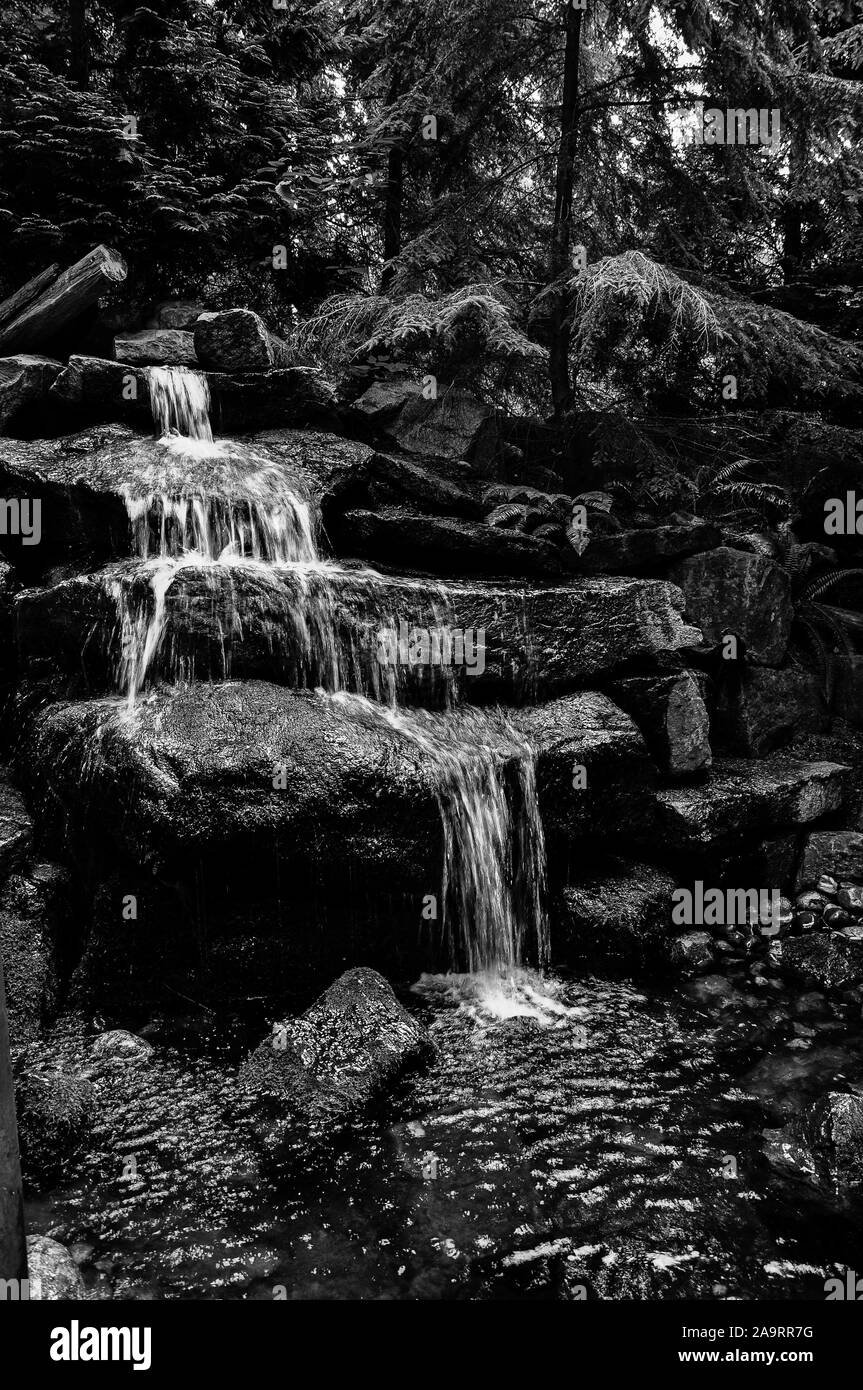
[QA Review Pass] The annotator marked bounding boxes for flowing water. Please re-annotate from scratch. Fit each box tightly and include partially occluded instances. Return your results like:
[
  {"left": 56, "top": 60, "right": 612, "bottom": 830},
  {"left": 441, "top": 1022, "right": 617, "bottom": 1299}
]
[
  {"left": 25, "top": 972, "right": 863, "bottom": 1300},
  {"left": 110, "top": 369, "right": 547, "bottom": 977}
]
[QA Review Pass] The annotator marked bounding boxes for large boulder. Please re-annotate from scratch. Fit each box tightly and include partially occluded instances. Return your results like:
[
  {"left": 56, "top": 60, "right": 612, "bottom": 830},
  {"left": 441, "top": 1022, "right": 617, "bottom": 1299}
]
[
  {"left": 16, "top": 565, "right": 704, "bottom": 705},
  {"left": 351, "top": 378, "right": 501, "bottom": 467},
  {"left": 669, "top": 547, "right": 793, "bottom": 666},
  {"left": 556, "top": 860, "right": 676, "bottom": 969},
  {"left": 803, "top": 1092, "right": 863, "bottom": 1193},
  {"left": 0, "top": 862, "right": 69, "bottom": 1045},
  {"left": 0, "top": 768, "right": 31, "bottom": 881},
  {"left": 18, "top": 684, "right": 657, "bottom": 894},
  {"left": 796, "top": 830, "right": 863, "bottom": 890},
  {"left": 0, "top": 355, "right": 63, "bottom": 433},
  {"left": 607, "top": 669, "right": 712, "bottom": 775},
  {"left": 648, "top": 756, "right": 848, "bottom": 853},
  {"left": 239, "top": 967, "right": 435, "bottom": 1141},
  {"left": 714, "top": 666, "right": 828, "bottom": 757},
  {"left": 193, "top": 308, "right": 291, "bottom": 373},
  {"left": 366, "top": 450, "right": 482, "bottom": 518},
  {"left": 49, "top": 355, "right": 335, "bottom": 432},
  {"left": 578, "top": 521, "right": 721, "bottom": 575},
  {"left": 113, "top": 329, "right": 197, "bottom": 367}
]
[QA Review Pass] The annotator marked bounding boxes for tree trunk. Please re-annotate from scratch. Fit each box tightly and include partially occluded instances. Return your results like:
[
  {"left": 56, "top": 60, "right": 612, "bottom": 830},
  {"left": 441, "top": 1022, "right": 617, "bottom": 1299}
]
[
  {"left": 548, "top": 4, "right": 582, "bottom": 419},
  {"left": 0, "top": 246, "right": 127, "bottom": 355},
  {"left": 380, "top": 143, "right": 404, "bottom": 291},
  {"left": 782, "top": 130, "right": 806, "bottom": 285},
  {"left": 0, "top": 953, "right": 26, "bottom": 1286},
  {"left": 69, "top": 0, "right": 90, "bottom": 90}
]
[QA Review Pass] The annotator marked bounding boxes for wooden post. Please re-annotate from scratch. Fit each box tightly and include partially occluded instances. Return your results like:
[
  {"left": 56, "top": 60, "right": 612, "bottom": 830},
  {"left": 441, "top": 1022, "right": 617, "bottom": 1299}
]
[
  {"left": 0, "top": 246, "right": 127, "bottom": 355},
  {"left": 0, "top": 951, "right": 26, "bottom": 1285}
]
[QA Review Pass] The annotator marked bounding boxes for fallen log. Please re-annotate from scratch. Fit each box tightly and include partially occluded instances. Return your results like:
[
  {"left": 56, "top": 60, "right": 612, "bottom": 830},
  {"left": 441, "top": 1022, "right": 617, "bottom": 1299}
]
[
  {"left": 0, "top": 264, "right": 60, "bottom": 332},
  {"left": 0, "top": 952, "right": 27, "bottom": 1286},
  {"left": 0, "top": 245, "right": 127, "bottom": 355}
]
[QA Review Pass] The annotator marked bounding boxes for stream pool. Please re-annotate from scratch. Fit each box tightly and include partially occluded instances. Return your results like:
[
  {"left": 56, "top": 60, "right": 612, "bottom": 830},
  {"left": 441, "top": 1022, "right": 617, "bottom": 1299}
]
[{"left": 25, "top": 968, "right": 863, "bottom": 1301}]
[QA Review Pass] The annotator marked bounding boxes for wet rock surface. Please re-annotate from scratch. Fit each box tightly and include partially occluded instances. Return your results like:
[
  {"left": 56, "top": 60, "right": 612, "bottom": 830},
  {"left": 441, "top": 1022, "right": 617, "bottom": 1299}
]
[
  {"left": 0, "top": 354, "right": 63, "bottom": 431},
  {"left": 557, "top": 860, "right": 677, "bottom": 969},
  {"left": 608, "top": 669, "right": 712, "bottom": 775},
  {"left": 239, "top": 967, "right": 436, "bottom": 1142},
  {"left": 670, "top": 546, "right": 793, "bottom": 666},
  {"left": 16, "top": 563, "right": 704, "bottom": 704},
  {"left": 0, "top": 861, "right": 69, "bottom": 1044},
  {"left": 649, "top": 756, "right": 848, "bottom": 852},
  {"left": 0, "top": 768, "right": 32, "bottom": 879},
  {"left": 113, "top": 329, "right": 197, "bottom": 367},
  {"left": 26, "top": 1234, "right": 87, "bottom": 1299},
  {"left": 715, "top": 666, "right": 829, "bottom": 758}
]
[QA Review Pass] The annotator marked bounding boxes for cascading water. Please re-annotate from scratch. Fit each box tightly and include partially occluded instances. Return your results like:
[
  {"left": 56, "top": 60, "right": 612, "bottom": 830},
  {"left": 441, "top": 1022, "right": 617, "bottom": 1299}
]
[{"left": 110, "top": 366, "right": 548, "bottom": 981}]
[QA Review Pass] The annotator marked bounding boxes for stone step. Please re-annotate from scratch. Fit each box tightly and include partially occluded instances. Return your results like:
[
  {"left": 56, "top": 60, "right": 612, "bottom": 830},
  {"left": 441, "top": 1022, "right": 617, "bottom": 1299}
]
[
  {"left": 0, "top": 426, "right": 373, "bottom": 579},
  {"left": 15, "top": 561, "right": 701, "bottom": 705},
  {"left": 18, "top": 683, "right": 654, "bottom": 890},
  {"left": 647, "top": 757, "right": 849, "bottom": 853}
]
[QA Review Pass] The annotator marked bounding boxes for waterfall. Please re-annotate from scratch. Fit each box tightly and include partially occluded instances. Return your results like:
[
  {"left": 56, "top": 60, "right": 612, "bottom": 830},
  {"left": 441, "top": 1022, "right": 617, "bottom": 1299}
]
[
  {"left": 109, "top": 380, "right": 548, "bottom": 978},
  {"left": 148, "top": 365, "right": 214, "bottom": 444}
]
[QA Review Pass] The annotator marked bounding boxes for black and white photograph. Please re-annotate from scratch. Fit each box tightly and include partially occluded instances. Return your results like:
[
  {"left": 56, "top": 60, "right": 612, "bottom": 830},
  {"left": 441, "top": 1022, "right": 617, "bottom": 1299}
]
[{"left": 1, "top": 0, "right": 863, "bottom": 1357}]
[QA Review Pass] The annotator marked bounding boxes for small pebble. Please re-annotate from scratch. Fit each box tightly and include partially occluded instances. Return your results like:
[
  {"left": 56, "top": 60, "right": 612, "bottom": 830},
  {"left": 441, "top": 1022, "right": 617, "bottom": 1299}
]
[
  {"left": 817, "top": 874, "right": 839, "bottom": 897},
  {"left": 796, "top": 891, "right": 824, "bottom": 914}
]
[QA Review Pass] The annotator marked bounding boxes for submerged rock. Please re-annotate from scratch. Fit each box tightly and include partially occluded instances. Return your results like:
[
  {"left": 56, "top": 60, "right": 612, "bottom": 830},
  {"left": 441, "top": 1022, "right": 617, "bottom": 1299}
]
[
  {"left": 239, "top": 967, "right": 436, "bottom": 1142},
  {"left": 804, "top": 1091, "right": 863, "bottom": 1192},
  {"left": 781, "top": 933, "right": 863, "bottom": 991},
  {"left": 90, "top": 1030, "right": 153, "bottom": 1063},
  {"left": 669, "top": 931, "right": 715, "bottom": 974},
  {"left": 669, "top": 546, "right": 793, "bottom": 666},
  {"left": 26, "top": 1235, "right": 86, "bottom": 1300}
]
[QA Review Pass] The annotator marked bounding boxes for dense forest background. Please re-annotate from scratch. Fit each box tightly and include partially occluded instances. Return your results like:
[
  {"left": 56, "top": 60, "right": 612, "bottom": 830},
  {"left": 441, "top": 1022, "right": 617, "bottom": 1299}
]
[{"left": 1, "top": 1, "right": 862, "bottom": 462}]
